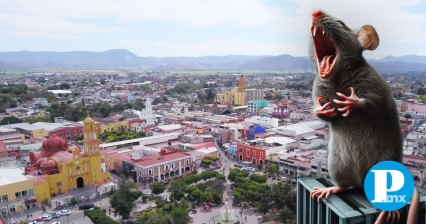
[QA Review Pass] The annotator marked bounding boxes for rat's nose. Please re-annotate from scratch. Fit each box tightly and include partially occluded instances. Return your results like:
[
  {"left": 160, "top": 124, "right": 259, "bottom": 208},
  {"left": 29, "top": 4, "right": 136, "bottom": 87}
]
[{"left": 312, "top": 10, "right": 323, "bottom": 19}]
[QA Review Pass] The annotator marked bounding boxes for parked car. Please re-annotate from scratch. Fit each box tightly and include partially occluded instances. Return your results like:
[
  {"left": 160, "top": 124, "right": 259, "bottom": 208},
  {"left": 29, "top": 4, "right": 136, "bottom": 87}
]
[
  {"left": 78, "top": 203, "right": 95, "bottom": 210},
  {"left": 50, "top": 212, "right": 61, "bottom": 218},
  {"left": 59, "top": 209, "right": 71, "bottom": 216},
  {"left": 52, "top": 222, "right": 61, "bottom": 224},
  {"left": 42, "top": 214, "right": 52, "bottom": 221},
  {"left": 247, "top": 167, "right": 256, "bottom": 172}
]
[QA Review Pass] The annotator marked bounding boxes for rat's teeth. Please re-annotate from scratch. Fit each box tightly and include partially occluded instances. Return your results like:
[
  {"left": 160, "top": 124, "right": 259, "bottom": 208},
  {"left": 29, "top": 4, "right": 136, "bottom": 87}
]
[
  {"left": 313, "top": 26, "right": 317, "bottom": 37},
  {"left": 322, "top": 30, "right": 325, "bottom": 35}
]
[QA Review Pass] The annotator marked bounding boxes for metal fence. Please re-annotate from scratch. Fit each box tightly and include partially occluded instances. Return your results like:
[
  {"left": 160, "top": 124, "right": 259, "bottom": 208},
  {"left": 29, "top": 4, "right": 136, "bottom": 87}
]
[{"left": 297, "top": 178, "right": 426, "bottom": 224}]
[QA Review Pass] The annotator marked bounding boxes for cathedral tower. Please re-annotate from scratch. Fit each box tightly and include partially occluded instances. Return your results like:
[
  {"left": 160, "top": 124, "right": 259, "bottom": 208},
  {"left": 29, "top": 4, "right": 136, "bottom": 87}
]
[
  {"left": 237, "top": 74, "right": 246, "bottom": 105},
  {"left": 83, "top": 115, "right": 100, "bottom": 155}
]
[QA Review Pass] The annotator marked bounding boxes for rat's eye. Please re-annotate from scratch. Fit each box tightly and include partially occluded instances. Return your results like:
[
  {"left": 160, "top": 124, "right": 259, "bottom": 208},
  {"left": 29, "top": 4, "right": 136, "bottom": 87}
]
[{"left": 336, "top": 20, "right": 349, "bottom": 30}]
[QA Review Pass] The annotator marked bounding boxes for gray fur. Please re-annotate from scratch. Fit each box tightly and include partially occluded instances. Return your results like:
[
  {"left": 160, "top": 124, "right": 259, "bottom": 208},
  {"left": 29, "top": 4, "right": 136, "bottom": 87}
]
[{"left": 310, "top": 11, "right": 403, "bottom": 189}]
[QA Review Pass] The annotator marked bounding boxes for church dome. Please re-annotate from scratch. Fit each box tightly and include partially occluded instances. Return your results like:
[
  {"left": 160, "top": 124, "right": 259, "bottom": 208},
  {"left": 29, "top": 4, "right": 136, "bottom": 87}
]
[
  {"left": 36, "top": 157, "right": 48, "bottom": 166},
  {"left": 40, "top": 159, "right": 56, "bottom": 168},
  {"left": 42, "top": 136, "right": 67, "bottom": 155},
  {"left": 84, "top": 115, "right": 95, "bottom": 124}
]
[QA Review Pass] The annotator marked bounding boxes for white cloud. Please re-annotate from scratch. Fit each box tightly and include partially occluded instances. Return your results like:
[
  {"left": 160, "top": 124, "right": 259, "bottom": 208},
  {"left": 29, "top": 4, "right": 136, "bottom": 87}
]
[{"left": 0, "top": 0, "right": 425, "bottom": 57}]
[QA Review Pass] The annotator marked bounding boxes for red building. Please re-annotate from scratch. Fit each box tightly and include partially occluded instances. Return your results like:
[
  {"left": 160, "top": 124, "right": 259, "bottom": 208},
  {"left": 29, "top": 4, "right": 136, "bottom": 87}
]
[
  {"left": 49, "top": 125, "right": 83, "bottom": 141},
  {"left": 237, "top": 142, "right": 266, "bottom": 167}
]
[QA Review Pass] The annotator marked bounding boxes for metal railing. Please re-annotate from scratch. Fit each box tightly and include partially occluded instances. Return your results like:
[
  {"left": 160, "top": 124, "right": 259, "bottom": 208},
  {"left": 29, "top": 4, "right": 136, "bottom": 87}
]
[{"left": 297, "top": 178, "right": 425, "bottom": 224}]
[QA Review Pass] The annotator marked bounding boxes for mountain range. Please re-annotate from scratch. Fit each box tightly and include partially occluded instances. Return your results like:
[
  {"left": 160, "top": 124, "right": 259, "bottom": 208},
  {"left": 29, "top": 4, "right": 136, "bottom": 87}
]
[{"left": 0, "top": 49, "right": 426, "bottom": 73}]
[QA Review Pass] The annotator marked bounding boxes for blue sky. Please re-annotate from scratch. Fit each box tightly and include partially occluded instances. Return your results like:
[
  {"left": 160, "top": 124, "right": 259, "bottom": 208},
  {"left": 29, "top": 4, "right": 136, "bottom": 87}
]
[{"left": 0, "top": 0, "right": 425, "bottom": 59}]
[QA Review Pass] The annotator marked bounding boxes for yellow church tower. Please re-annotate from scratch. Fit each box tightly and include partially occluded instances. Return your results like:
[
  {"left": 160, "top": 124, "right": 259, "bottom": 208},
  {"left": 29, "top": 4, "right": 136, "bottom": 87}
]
[
  {"left": 237, "top": 74, "right": 246, "bottom": 105},
  {"left": 83, "top": 115, "right": 105, "bottom": 185}
]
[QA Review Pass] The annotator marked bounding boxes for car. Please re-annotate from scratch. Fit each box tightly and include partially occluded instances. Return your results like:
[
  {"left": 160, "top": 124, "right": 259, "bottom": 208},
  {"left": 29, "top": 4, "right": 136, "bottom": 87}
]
[
  {"left": 28, "top": 220, "right": 44, "bottom": 224},
  {"left": 52, "top": 222, "right": 61, "bottom": 224},
  {"left": 59, "top": 209, "right": 71, "bottom": 216},
  {"left": 78, "top": 203, "right": 95, "bottom": 210},
  {"left": 42, "top": 215, "right": 52, "bottom": 221},
  {"left": 50, "top": 212, "right": 61, "bottom": 218}
]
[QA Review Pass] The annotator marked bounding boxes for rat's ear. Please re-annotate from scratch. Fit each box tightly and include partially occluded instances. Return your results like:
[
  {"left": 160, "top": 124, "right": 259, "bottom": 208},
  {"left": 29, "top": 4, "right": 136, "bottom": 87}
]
[{"left": 357, "top": 25, "right": 379, "bottom": 51}]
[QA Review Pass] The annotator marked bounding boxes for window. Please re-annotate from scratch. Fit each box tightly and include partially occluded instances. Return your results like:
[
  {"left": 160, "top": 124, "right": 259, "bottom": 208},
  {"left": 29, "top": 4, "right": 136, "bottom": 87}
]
[
  {"left": 21, "top": 190, "right": 27, "bottom": 197},
  {"left": 56, "top": 182, "right": 62, "bottom": 187},
  {"left": 148, "top": 169, "right": 152, "bottom": 176},
  {"left": 15, "top": 192, "right": 22, "bottom": 198},
  {"left": 260, "top": 152, "right": 263, "bottom": 157},
  {"left": 186, "top": 159, "right": 189, "bottom": 165},
  {"left": 1, "top": 195, "right": 8, "bottom": 202},
  {"left": 165, "top": 165, "right": 169, "bottom": 171},
  {"left": 171, "top": 163, "right": 175, "bottom": 169},
  {"left": 28, "top": 189, "right": 34, "bottom": 195},
  {"left": 246, "top": 149, "right": 250, "bottom": 155},
  {"left": 66, "top": 131, "right": 71, "bottom": 136},
  {"left": 253, "top": 150, "right": 256, "bottom": 157},
  {"left": 238, "top": 147, "right": 243, "bottom": 153}
]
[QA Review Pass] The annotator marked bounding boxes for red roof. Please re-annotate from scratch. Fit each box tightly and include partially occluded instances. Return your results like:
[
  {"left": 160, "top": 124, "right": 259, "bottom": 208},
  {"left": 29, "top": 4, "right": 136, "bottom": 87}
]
[{"left": 132, "top": 151, "right": 191, "bottom": 167}]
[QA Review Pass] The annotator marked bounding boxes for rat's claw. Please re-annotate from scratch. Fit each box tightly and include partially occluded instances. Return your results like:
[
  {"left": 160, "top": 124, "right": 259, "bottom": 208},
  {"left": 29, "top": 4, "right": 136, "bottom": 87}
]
[
  {"left": 334, "top": 87, "right": 365, "bottom": 117},
  {"left": 314, "top": 96, "right": 337, "bottom": 117},
  {"left": 338, "top": 106, "right": 352, "bottom": 117}
]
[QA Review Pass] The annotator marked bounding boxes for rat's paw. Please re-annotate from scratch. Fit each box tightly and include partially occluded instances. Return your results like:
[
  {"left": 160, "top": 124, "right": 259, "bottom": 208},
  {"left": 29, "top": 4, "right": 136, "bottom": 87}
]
[
  {"left": 310, "top": 186, "right": 345, "bottom": 203},
  {"left": 375, "top": 211, "right": 400, "bottom": 224},
  {"left": 333, "top": 87, "right": 365, "bottom": 117},
  {"left": 313, "top": 96, "right": 337, "bottom": 117}
]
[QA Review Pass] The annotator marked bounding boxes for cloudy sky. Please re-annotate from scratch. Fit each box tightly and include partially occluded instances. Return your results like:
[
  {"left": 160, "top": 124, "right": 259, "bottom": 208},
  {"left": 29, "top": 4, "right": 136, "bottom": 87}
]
[{"left": 0, "top": 0, "right": 425, "bottom": 59}]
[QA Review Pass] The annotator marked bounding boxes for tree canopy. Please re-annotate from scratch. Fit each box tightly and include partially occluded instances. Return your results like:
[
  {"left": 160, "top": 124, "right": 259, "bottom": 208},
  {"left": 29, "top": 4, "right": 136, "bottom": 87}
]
[{"left": 110, "top": 179, "right": 142, "bottom": 219}]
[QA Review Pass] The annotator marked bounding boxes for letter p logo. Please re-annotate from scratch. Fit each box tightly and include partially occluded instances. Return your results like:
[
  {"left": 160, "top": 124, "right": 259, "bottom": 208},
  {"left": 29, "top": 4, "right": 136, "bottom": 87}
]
[
  {"left": 370, "top": 170, "right": 404, "bottom": 203},
  {"left": 364, "top": 161, "right": 414, "bottom": 211}
]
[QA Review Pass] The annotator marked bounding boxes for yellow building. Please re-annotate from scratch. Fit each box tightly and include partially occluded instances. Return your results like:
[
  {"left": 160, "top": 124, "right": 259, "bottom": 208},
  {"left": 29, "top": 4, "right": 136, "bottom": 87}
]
[
  {"left": 100, "top": 120, "right": 128, "bottom": 133},
  {"left": 0, "top": 168, "right": 37, "bottom": 214},
  {"left": 27, "top": 115, "right": 110, "bottom": 203},
  {"left": 217, "top": 74, "right": 246, "bottom": 106}
]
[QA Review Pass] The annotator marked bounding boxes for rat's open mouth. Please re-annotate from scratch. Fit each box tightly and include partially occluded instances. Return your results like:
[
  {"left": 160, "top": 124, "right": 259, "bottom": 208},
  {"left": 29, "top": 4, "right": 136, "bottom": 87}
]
[{"left": 311, "top": 25, "right": 338, "bottom": 79}]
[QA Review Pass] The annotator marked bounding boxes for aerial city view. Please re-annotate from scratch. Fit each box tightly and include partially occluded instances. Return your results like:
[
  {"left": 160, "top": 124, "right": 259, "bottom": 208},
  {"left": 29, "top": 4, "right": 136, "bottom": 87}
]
[{"left": 0, "top": 1, "right": 426, "bottom": 224}]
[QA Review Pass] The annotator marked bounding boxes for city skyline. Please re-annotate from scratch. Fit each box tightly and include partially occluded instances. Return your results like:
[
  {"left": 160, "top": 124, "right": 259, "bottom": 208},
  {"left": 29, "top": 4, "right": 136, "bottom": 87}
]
[{"left": 0, "top": 0, "right": 425, "bottom": 59}]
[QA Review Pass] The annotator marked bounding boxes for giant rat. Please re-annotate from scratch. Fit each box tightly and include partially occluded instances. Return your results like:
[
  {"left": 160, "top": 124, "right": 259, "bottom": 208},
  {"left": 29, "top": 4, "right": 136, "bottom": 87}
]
[{"left": 308, "top": 10, "right": 419, "bottom": 223}]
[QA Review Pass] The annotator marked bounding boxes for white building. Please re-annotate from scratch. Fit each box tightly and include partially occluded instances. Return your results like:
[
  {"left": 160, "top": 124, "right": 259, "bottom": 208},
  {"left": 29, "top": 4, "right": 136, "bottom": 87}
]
[{"left": 244, "top": 116, "right": 279, "bottom": 128}]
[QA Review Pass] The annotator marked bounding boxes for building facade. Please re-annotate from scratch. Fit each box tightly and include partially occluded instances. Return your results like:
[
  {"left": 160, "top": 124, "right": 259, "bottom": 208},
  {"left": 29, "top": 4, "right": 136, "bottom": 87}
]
[
  {"left": 0, "top": 168, "right": 37, "bottom": 215},
  {"left": 217, "top": 74, "right": 246, "bottom": 106},
  {"left": 49, "top": 125, "right": 83, "bottom": 141},
  {"left": 26, "top": 115, "right": 110, "bottom": 202},
  {"left": 236, "top": 143, "right": 266, "bottom": 167},
  {"left": 133, "top": 150, "right": 194, "bottom": 186}
]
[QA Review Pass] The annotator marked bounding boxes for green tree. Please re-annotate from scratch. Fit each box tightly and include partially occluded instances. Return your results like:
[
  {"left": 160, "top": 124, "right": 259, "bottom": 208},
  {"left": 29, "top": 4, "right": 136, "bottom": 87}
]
[
  {"left": 0, "top": 116, "right": 23, "bottom": 125},
  {"left": 24, "top": 115, "right": 52, "bottom": 123},
  {"left": 274, "top": 92, "right": 284, "bottom": 101},
  {"left": 249, "top": 173, "right": 268, "bottom": 183},
  {"left": 206, "top": 88, "right": 215, "bottom": 103},
  {"left": 110, "top": 179, "right": 142, "bottom": 219},
  {"left": 265, "top": 163, "right": 280, "bottom": 178},
  {"left": 150, "top": 182, "right": 165, "bottom": 196},
  {"left": 152, "top": 97, "right": 162, "bottom": 105},
  {"left": 264, "top": 92, "right": 274, "bottom": 100},
  {"left": 171, "top": 206, "right": 190, "bottom": 224}
]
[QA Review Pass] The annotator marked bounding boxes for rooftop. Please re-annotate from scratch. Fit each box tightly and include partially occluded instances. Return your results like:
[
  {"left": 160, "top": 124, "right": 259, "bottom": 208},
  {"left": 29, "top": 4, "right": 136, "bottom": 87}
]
[
  {"left": 0, "top": 168, "right": 30, "bottom": 186},
  {"left": 132, "top": 151, "right": 192, "bottom": 167}
]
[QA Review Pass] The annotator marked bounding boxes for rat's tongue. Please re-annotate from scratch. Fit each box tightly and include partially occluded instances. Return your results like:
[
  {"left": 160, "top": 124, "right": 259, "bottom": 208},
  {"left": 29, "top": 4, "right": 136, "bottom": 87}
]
[{"left": 320, "top": 55, "right": 335, "bottom": 76}]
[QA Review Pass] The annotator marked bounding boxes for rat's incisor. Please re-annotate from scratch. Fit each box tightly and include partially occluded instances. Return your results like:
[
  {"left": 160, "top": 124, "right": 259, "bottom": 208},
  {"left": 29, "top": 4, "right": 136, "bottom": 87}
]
[{"left": 309, "top": 10, "right": 419, "bottom": 223}]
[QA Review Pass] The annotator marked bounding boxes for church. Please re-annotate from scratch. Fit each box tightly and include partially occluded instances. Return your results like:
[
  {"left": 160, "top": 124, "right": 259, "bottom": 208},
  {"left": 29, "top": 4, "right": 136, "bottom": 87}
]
[
  {"left": 27, "top": 115, "right": 110, "bottom": 202},
  {"left": 217, "top": 74, "right": 246, "bottom": 106}
]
